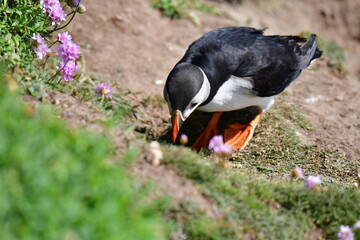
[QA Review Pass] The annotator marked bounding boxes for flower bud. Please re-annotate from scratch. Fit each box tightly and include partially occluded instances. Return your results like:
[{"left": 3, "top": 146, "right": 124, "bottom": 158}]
[
  {"left": 304, "top": 175, "right": 322, "bottom": 190},
  {"left": 76, "top": 4, "right": 86, "bottom": 14},
  {"left": 337, "top": 225, "right": 354, "bottom": 240},
  {"left": 291, "top": 166, "right": 304, "bottom": 180},
  {"left": 179, "top": 134, "right": 188, "bottom": 145}
]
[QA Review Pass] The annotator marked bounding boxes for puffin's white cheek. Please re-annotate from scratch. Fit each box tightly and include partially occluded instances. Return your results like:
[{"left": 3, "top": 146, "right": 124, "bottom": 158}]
[
  {"left": 183, "top": 108, "right": 193, "bottom": 119},
  {"left": 183, "top": 102, "right": 200, "bottom": 118}
]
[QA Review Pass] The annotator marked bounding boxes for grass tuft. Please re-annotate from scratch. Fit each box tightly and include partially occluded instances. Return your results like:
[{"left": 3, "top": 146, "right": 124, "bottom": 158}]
[
  {"left": 0, "top": 66, "right": 170, "bottom": 240},
  {"left": 162, "top": 145, "right": 360, "bottom": 239},
  {"left": 231, "top": 97, "right": 356, "bottom": 185},
  {"left": 151, "top": 0, "right": 220, "bottom": 25},
  {"left": 157, "top": 92, "right": 359, "bottom": 239}
]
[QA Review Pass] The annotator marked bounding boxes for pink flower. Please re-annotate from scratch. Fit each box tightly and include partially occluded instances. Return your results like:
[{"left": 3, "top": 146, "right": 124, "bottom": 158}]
[
  {"left": 337, "top": 225, "right": 354, "bottom": 240},
  {"left": 36, "top": 44, "right": 52, "bottom": 59},
  {"left": 291, "top": 166, "right": 305, "bottom": 180},
  {"left": 30, "top": 34, "right": 51, "bottom": 60},
  {"left": 214, "top": 144, "right": 232, "bottom": 155},
  {"left": 40, "top": 0, "right": 66, "bottom": 25},
  {"left": 56, "top": 34, "right": 81, "bottom": 81},
  {"left": 40, "top": 0, "right": 59, "bottom": 12},
  {"left": 58, "top": 32, "right": 72, "bottom": 43},
  {"left": 208, "top": 135, "right": 223, "bottom": 150},
  {"left": 48, "top": 4, "right": 66, "bottom": 25},
  {"left": 57, "top": 60, "right": 78, "bottom": 81},
  {"left": 97, "top": 83, "right": 113, "bottom": 99},
  {"left": 304, "top": 175, "right": 322, "bottom": 189},
  {"left": 57, "top": 40, "right": 81, "bottom": 62},
  {"left": 208, "top": 135, "right": 232, "bottom": 156},
  {"left": 353, "top": 221, "right": 360, "bottom": 230},
  {"left": 71, "top": 0, "right": 81, "bottom": 6},
  {"left": 31, "top": 33, "right": 45, "bottom": 44}
]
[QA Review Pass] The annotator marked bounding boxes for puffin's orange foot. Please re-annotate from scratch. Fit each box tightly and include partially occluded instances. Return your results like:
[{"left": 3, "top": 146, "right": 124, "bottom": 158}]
[
  {"left": 224, "top": 114, "right": 262, "bottom": 150},
  {"left": 192, "top": 112, "right": 222, "bottom": 151}
]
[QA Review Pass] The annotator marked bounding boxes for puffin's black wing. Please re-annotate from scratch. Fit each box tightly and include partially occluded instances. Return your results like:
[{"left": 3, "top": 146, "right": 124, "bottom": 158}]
[{"left": 178, "top": 27, "right": 322, "bottom": 98}]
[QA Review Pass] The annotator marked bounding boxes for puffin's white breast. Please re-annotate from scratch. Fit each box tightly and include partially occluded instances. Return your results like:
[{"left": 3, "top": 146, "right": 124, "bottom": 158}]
[{"left": 198, "top": 75, "right": 275, "bottom": 112}]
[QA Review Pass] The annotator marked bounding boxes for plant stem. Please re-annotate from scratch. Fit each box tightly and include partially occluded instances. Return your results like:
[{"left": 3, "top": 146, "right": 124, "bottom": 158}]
[
  {"left": 49, "top": 10, "right": 77, "bottom": 33},
  {"left": 46, "top": 61, "right": 67, "bottom": 83}
]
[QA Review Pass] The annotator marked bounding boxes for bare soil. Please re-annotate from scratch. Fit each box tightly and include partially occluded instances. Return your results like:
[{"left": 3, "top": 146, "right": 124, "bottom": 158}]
[
  {"left": 57, "top": 0, "right": 360, "bottom": 213},
  {"left": 69, "top": 0, "right": 360, "bottom": 159}
]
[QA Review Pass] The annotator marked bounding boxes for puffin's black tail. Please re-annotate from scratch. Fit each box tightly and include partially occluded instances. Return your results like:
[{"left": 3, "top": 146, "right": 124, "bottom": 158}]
[{"left": 297, "top": 34, "right": 323, "bottom": 70}]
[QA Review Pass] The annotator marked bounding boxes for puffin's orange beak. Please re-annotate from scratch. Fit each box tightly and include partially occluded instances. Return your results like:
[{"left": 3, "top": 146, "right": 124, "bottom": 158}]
[{"left": 171, "top": 110, "right": 184, "bottom": 143}]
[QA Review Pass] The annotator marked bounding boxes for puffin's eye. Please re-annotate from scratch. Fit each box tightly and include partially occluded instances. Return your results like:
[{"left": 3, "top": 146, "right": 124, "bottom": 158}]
[{"left": 191, "top": 102, "right": 198, "bottom": 108}]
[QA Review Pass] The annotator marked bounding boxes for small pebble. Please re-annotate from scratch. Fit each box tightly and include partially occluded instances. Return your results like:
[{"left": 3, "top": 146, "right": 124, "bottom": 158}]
[
  {"left": 154, "top": 80, "right": 164, "bottom": 85},
  {"left": 148, "top": 141, "right": 163, "bottom": 166},
  {"left": 335, "top": 95, "right": 344, "bottom": 101}
]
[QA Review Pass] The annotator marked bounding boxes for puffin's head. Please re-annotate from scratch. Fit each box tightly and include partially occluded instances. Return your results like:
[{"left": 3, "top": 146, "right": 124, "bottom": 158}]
[{"left": 164, "top": 63, "right": 210, "bottom": 143}]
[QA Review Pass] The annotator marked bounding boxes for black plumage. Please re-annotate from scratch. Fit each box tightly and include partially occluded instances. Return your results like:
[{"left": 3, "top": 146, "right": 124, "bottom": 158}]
[{"left": 176, "top": 27, "right": 322, "bottom": 101}]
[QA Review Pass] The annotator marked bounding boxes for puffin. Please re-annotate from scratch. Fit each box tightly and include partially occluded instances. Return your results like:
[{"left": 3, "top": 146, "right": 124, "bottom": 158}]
[{"left": 163, "top": 27, "right": 322, "bottom": 151}]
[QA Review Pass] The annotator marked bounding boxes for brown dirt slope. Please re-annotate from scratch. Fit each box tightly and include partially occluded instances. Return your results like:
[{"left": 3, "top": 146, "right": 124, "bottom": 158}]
[
  {"left": 61, "top": 0, "right": 360, "bottom": 210},
  {"left": 69, "top": 0, "right": 360, "bottom": 160}
]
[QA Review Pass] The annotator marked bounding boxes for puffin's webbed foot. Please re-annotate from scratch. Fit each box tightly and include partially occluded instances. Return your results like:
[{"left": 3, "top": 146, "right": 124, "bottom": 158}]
[
  {"left": 191, "top": 112, "right": 222, "bottom": 151},
  {"left": 223, "top": 114, "right": 262, "bottom": 150},
  {"left": 175, "top": 107, "right": 262, "bottom": 152}
]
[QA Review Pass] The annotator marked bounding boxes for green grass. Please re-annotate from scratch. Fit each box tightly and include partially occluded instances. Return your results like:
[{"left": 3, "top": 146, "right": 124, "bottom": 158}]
[
  {"left": 3, "top": 52, "right": 359, "bottom": 239},
  {"left": 1, "top": 9, "right": 356, "bottom": 237},
  {"left": 0, "top": 65, "right": 170, "bottom": 240},
  {"left": 162, "top": 146, "right": 360, "bottom": 239},
  {"left": 45, "top": 70, "right": 136, "bottom": 127},
  {"left": 0, "top": 0, "right": 48, "bottom": 70},
  {"left": 231, "top": 97, "right": 357, "bottom": 185},
  {"left": 155, "top": 94, "right": 359, "bottom": 239},
  {"left": 151, "top": 0, "right": 219, "bottom": 25}
]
